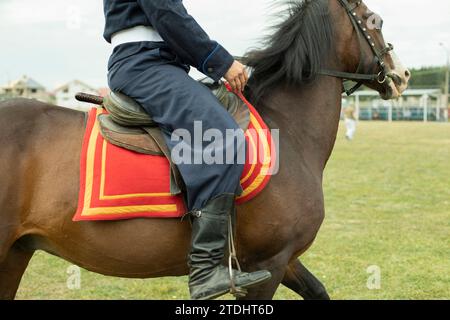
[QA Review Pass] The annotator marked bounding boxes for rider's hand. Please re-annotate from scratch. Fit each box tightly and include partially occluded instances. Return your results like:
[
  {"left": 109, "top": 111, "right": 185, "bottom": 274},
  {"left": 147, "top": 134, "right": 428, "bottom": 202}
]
[{"left": 224, "top": 60, "right": 249, "bottom": 93}]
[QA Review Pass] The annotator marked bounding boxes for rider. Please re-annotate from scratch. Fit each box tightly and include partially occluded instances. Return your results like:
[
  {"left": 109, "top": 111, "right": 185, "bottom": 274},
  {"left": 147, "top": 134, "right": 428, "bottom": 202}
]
[{"left": 103, "top": 1, "right": 271, "bottom": 299}]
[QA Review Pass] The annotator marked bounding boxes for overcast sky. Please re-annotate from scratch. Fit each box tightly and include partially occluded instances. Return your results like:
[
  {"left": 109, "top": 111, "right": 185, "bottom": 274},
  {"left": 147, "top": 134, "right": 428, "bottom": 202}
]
[{"left": 0, "top": 0, "right": 449, "bottom": 89}]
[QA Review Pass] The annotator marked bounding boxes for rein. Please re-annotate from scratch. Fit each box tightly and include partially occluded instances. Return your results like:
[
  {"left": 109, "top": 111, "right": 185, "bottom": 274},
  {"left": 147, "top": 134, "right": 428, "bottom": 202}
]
[{"left": 318, "top": 0, "right": 394, "bottom": 95}]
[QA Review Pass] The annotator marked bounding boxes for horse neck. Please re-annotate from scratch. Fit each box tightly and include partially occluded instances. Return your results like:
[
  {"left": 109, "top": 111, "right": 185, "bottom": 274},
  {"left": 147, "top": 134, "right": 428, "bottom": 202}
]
[{"left": 259, "top": 76, "right": 343, "bottom": 172}]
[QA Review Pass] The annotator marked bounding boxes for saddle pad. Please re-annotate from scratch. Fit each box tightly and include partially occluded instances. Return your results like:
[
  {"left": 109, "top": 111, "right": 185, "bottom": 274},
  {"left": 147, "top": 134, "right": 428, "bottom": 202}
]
[{"left": 74, "top": 94, "right": 276, "bottom": 221}]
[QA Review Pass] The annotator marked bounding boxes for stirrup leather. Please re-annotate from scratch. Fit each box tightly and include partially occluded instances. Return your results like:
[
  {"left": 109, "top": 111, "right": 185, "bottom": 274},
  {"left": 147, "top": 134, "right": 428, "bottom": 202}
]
[{"left": 227, "top": 212, "right": 247, "bottom": 298}]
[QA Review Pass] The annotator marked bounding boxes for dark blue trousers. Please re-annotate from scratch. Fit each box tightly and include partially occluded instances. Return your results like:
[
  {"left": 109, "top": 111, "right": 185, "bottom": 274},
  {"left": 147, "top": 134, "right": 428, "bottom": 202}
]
[{"left": 108, "top": 42, "right": 245, "bottom": 211}]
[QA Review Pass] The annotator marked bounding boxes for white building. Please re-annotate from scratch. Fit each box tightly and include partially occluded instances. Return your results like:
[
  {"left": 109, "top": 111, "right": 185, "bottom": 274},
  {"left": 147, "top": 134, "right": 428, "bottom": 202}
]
[
  {"left": 54, "top": 80, "right": 99, "bottom": 111},
  {"left": 0, "top": 75, "right": 52, "bottom": 103}
]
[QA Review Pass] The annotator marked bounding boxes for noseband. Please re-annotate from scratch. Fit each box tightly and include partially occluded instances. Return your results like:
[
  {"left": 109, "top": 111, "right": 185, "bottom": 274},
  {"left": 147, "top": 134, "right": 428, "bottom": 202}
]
[{"left": 319, "top": 0, "right": 394, "bottom": 95}]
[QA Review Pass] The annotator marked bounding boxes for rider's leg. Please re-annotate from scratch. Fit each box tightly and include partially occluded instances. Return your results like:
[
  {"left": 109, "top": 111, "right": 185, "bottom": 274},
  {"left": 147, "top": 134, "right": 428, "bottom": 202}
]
[{"left": 109, "top": 61, "right": 271, "bottom": 300}]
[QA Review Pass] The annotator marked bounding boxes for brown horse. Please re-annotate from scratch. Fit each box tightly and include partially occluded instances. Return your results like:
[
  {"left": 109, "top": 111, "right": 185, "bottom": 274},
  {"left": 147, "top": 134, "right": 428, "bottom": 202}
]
[{"left": 0, "top": 0, "right": 409, "bottom": 300}]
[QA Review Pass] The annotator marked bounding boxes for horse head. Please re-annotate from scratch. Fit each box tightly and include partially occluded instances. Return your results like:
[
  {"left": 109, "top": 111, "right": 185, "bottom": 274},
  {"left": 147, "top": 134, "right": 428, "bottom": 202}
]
[{"left": 331, "top": 0, "right": 410, "bottom": 99}]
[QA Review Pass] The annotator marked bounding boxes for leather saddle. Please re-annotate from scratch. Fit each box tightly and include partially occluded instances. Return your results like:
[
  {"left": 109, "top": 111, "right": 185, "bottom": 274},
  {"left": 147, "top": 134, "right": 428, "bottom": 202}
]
[{"left": 76, "top": 81, "right": 250, "bottom": 195}]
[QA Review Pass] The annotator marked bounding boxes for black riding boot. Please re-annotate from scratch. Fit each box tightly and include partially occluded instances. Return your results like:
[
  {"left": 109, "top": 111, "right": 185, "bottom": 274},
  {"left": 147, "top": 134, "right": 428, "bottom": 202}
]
[{"left": 188, "top": 194, "right": 272, "bottom": 300}]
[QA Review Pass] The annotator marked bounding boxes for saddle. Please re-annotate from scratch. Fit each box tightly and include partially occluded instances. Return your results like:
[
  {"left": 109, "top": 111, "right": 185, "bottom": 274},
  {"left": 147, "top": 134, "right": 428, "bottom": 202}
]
[{"left": 76, "top": 81, "right": 251, "bottom": 194}]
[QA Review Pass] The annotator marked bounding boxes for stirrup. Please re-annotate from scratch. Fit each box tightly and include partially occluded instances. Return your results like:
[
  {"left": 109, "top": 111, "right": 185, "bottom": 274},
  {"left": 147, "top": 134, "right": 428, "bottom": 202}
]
[{"left": 227, "top": 214, "right": 248, "bottom": 298}]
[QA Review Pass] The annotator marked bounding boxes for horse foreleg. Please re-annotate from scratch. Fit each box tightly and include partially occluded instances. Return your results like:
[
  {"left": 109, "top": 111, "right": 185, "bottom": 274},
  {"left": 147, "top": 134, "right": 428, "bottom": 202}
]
[
  {"left": 0, "top": 244, "right": 34, "bottom": 300},
  {"left": 281, "top": 259, "right": 330, "bottom": 300}
]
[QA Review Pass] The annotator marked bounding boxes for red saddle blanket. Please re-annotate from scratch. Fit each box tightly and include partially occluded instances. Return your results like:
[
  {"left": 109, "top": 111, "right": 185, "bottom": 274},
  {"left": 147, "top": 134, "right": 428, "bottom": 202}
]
[{"left": 74, "top": 93, "right": 276, "bottom": 221}]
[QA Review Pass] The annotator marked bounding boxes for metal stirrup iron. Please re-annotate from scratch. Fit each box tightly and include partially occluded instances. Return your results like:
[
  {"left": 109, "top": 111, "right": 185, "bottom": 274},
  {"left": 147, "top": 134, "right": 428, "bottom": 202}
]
[{"left": 227, "top": 215, "right": 247, "bottom": 298}]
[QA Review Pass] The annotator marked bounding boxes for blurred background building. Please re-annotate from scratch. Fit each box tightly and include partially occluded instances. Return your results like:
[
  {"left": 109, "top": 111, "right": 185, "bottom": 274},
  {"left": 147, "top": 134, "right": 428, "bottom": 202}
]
[
  {"left": 0, "top": 75, "right": 109, "bottom": 111},
  {"left": 0, "top": 75, "right": 53, "bottom": 103},
  {"left": 53, "top": 80, "right": 101, "bottom": 111}
]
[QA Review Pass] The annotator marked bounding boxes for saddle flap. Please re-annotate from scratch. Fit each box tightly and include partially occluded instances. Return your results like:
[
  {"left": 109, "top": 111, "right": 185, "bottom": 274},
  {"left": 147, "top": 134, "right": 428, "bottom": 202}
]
[{"left": 98, "top": 114, "right": 163, "bottom": 156}]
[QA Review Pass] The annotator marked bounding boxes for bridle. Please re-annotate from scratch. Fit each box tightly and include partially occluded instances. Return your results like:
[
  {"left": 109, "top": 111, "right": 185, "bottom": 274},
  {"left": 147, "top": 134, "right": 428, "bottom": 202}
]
[{"left": 319, "top": 0, "right": 395, "bottom": 95}]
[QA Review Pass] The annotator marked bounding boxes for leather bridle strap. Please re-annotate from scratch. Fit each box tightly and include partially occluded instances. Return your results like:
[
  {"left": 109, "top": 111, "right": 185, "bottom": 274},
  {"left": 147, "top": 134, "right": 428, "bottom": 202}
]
[{"left": 319, "top": 69, "right": 379, "bottom": 81}]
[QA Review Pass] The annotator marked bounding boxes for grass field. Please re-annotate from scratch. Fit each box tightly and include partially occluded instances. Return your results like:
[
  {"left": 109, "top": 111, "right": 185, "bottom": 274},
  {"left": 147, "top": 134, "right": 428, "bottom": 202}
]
[{"left": 16, "top": 121, "right": 450, "bottom": 300}]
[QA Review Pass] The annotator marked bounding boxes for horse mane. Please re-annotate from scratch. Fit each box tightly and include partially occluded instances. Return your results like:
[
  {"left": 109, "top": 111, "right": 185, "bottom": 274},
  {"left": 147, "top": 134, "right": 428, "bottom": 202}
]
[{"left": 245, "top": 0, "right": 334, "bottom": 103}]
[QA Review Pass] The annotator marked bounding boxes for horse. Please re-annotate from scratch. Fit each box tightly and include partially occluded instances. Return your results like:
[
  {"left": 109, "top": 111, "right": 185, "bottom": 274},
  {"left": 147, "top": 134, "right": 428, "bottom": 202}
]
[{"left": 0, "top": 0, "right": 409, "bottom": 300}]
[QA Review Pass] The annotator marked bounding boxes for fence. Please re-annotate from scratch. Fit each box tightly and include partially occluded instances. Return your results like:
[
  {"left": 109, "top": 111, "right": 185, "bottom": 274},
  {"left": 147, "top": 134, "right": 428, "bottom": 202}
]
[{"left": 343, "top": 89, "right": 449, "bottom": 122}]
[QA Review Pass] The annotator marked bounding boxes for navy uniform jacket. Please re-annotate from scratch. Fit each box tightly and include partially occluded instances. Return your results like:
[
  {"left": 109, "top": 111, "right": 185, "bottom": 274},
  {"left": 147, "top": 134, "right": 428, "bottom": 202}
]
[{"left": 103, "top": 0, "right": 234, "bottom": 81}]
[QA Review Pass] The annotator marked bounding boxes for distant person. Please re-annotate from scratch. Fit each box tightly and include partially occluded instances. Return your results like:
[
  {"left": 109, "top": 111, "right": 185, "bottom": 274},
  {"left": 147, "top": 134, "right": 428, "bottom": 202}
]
[
  {"left": 344, "top": 105, "right": 357, "bottom": 140},
  {"left": 403, "top": 109, "right": 411, "bottom": 120}
]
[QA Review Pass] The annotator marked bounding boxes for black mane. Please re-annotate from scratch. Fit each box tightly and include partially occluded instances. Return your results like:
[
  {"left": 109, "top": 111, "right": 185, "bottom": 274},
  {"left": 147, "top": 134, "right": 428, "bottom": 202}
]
[{"left": 245, "top": 0, "right": 334, "bottom": 102}]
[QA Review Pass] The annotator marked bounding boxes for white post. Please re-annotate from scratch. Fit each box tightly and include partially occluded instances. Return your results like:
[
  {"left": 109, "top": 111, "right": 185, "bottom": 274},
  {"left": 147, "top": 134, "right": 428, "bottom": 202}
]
[
  {"left": 439, "top": 43, "right": 449, "bottom": 122},
  {"left": 445, "top": 102, "right": 449, "bottom": 122},
  {"left": 388, "top": 103, "right": 393, "bottom": 122},
  {"left": 437, "top": 97, "right": 441, "bottom": 121},
  {"left": 444, "top": 49, "right": 449, "bottom": 116},
  {"left": 399, "top": 96, "right": 404, "bottom": 120},
  {"left": 355, "top": 94, "right": 360, "bottom": 120},
  {"left": 423, "top": 94, "right": 428, "bottom": 122}
]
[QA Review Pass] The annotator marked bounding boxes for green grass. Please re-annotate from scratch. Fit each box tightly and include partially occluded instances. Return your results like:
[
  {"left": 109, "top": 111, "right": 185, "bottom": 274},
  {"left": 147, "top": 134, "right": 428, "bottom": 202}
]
[{"left": 16, "top": 121, "right": 450, "bottom": 300}]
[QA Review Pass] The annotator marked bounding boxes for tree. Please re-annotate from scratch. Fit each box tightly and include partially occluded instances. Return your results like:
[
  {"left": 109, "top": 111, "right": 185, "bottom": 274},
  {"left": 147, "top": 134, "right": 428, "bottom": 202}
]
[{"left": 409, "top": 66, "right": 448, "bottom": 92}]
